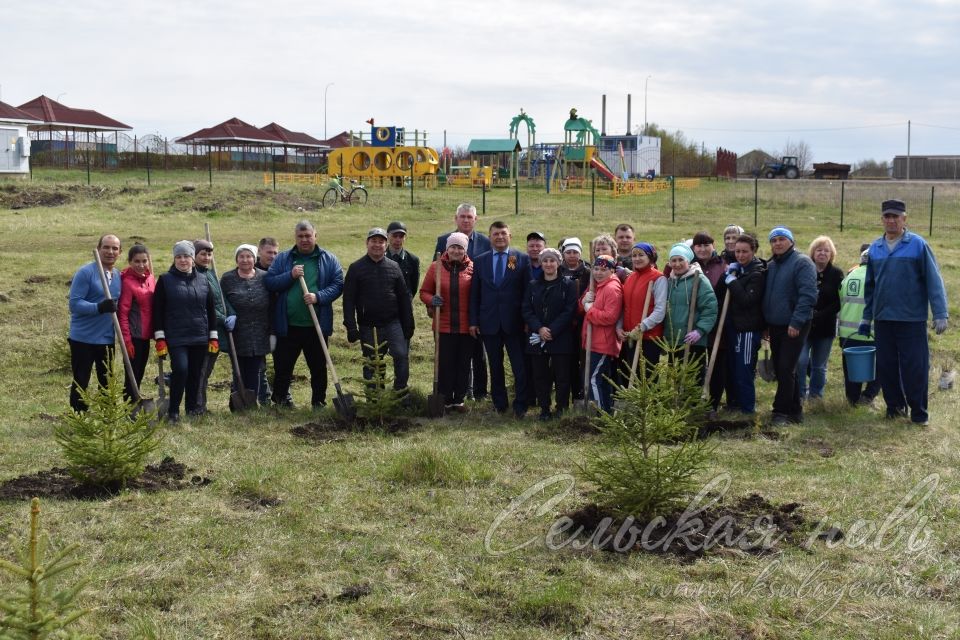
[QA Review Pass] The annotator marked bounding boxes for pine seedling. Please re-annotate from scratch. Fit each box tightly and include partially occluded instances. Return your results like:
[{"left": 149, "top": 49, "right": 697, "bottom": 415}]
[
  {"left": 355, "top": 328, "right": 407, "bottom": 427},
  {"left": 54, "top": 361, "right": 162, "bottom": 489},
  {"left": 580, "top": 344, "right": 715, "bottom": 519},
  {"left": 0, "top": 498, "right": 91, "bottom": 640}
]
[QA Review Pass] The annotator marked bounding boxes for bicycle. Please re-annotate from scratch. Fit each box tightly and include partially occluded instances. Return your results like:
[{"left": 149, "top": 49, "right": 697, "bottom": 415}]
[{"left": 322, "top": 176, "right": 368, "bottom": 207}]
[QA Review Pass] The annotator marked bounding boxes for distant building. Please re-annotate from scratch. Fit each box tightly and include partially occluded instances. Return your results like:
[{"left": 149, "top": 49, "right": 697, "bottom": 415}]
[
  {"left": 893, "top": 155, "right": 960, "bottom": 180},
  {"left": 737, "top": 149, "right": 776, "bottom": 176},
  {"left": 597, "top": 134, "right": 661, "bottom": 178},
  {"left": 0, "top": 101, "right": 42, "bottom": 176}
]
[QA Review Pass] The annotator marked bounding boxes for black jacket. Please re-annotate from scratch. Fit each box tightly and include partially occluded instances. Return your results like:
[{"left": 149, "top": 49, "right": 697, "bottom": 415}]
[
  {"left": 726, "top": 258, "right": 767, "bottom": 333},
  {"left": 342, "top": 255, "right": 414, "bottom": 338},
  {"left": 810, "top": 264, "right": 844, "bottom": 339},
  {"left": 153, "top": 266, "right": 217, "bottom": 347},
  {"left": 387, "top": 249, "right": 420, "bottom": 298},
  {"left": 521, "top": 275, "right": 578, "bottom": 354}
]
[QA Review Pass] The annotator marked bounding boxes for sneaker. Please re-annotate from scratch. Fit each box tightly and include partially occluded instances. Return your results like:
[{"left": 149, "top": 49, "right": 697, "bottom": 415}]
[
  {"left": 770, "top": 413, "right": 791, "bottom": 427},
  {"left": 452, "top": 403, "right": 469, "bottom": 414}
]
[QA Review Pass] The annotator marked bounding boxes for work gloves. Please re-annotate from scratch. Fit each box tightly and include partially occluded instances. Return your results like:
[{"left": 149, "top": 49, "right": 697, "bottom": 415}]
[
  {"left": 857, "top": 321, "right": 872, "bottom": 337},
  {"left": 125, "top": 340, "right": 135, "bottom": 358},
  {"left": 225, "top": 315, "right": 237, "bottom": 331},
  {"left": 684, "top": 329, "right": 702, "bottom": 345},
  {"left": 431, "top": 295, "right": 444, "bottom": 308},
  {"left": 724, "top": 263, "right": 740, "bottom": 285},
  {"left": 208, "top": 339, "right": 219, "bottom": 354},
  {"left": 97, "top": 299, "right": 117, "bottom": 314},
  {"left": 934, "top": 318, "right": 948, "bottom": 335},
  {"left": 155, "top": 339, "right": 168, "bottom": 358}
]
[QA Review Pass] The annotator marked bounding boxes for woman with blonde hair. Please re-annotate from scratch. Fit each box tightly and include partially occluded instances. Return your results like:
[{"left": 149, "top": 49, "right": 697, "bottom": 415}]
[{"left": 796, "top": 235, "right": 844, "bottom": 401}]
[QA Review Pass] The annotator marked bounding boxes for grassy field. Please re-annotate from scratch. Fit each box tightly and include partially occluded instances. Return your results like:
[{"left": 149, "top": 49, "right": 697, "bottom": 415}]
[{"left": 1, "top": 172, "right": 959, "bottom": 638}]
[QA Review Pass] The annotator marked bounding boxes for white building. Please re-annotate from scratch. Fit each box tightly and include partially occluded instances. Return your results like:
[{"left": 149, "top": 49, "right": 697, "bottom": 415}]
[{"left": 0, "top": 101, "right": 41, "bottom": 176}]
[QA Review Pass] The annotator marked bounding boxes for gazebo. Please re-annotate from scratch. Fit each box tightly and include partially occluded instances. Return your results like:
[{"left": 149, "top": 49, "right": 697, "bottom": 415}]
[
  {"left": 18, "top": 95, "right": 132, "bottom": 168},
  {"left": 177, "top": 118, "right": 328, "bottom": 170}
]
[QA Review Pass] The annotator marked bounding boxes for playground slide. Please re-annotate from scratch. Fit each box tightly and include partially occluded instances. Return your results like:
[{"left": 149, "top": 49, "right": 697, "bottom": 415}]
[{"left": 590, "top": 156, "right": 618, "bottom": 182}]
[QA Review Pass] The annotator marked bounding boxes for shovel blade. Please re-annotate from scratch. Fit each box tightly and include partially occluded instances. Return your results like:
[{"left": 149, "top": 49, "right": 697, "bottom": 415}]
[
  {"left": 427, "top": 393, "right": 445, "bottom": 418},
  {"left": 229, "top": 389, "right": 258, "bottom": 413},
  {"left": 333, "top": 392, "right": 356, "bottom": 420}
]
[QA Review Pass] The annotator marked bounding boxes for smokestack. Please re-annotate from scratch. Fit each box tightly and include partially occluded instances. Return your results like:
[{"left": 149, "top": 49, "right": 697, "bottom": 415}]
[
  {"left": 627, "top": 94, "right": 632, "bottom": 135},
  {"left": 601, "top": 94, "right": 607, "bottom": 136}
]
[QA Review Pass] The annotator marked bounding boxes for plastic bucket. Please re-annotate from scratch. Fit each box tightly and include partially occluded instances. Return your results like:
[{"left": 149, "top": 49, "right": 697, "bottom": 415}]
[{"left": 843, "top": 345, "right": 876, "bottom": 383}]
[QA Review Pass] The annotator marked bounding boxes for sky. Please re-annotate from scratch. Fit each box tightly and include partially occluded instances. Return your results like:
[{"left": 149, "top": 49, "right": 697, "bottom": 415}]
[{"left": 7, "top": 0, "right": 960, "bottom": 165}]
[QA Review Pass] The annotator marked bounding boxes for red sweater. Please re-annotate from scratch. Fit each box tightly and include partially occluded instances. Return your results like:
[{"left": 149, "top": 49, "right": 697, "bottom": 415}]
[
  {"left": 580, "top": 276, "right": 623, "bottom": 357},
  {"left": 622, "top": 267, "right": 664, "bottom": 340},
  {"left": 419, "top": 253, "right": 473, "bottom": 334},
  {"left": 118, "top": 266, "right": 155, "bottom": 343}
]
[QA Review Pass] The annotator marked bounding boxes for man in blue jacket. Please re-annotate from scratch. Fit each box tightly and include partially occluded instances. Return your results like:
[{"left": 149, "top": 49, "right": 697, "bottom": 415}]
[
  {"left": 469, "top": 221, "right": 530, "bottom": 417},
  {"left": 265, "top": 220, "right": 344, "bottom": 409},
  {"left": 69, "top": 234, "right": 122, "bottom": 412},
  {"left": 861, "top": 199, "right": 948, "bottom": 425},
  {"left": 762, "top": 226, "right": 817, "bottom": 425}
]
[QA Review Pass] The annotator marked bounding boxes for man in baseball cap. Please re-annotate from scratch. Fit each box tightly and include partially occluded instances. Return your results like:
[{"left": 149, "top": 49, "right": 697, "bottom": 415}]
[{"left": 386, "top": 221, "right": 420, "bottom": 299}]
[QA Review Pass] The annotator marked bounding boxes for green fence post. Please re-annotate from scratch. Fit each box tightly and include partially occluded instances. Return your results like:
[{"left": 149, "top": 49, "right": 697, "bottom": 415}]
[
  {"left": 515, "top": 174, "right": 519, "bottom": 216},
  {"left": 146, "top": 147, "right": 151, "bottom": 187},
  {"left": 671, "top": 177, "right": 676, "bottom": 223},
  {"left": 840, "top": 181, "right": 845, "bottom": 232},
  {"left": 591, "top": 170, "right": 596, "bottom": 216},
  {"left": 208, "top": 150, "right": 212, "bottom": 187},
  {"left": 753, "top": 178, "right": 758, "bottom": 228},
  {"left": 929, "top": 185, "right": 935, "bottom": 236}
]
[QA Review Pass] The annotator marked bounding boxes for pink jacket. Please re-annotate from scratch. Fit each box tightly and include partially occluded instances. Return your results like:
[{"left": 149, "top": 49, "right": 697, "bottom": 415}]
[
  {"left": 580, "top": 275, "right": 623, "bottom": 357},
  {"left": 118, "top": 267, "right": 155, "bottom": 343}
]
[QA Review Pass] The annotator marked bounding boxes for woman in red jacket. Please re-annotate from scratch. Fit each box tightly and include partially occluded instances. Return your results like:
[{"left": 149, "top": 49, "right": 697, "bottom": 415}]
[
  {"left": 580, "top": 255, "right": 623, "bottom": 413},
  {"left": 117, "top": 244, "right": 155, "bottom": 401},
  {"left": 420, "top": 232, "right": 474, "bottom": 412},
  {"left": 618, "top": 242, "right": 667, "bottom": 381}
]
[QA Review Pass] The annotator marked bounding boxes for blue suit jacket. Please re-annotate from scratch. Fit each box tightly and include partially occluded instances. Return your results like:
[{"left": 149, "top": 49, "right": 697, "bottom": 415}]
[{"left": 469, "top": 248, "right": 530, "bottom": 335}]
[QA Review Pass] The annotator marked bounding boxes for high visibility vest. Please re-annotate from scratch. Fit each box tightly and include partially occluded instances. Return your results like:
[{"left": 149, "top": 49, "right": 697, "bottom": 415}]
[{"left": 838, "top": 265, "right": 870, "bottom": 340}]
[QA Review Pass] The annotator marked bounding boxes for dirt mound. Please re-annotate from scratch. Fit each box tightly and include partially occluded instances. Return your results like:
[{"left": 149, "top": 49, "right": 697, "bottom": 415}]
[
  {"left": 564, "top": 493, "right": 807, "bottom": 562},
  {"left": 0, "top": 456, "right": 211, "bottom": 500},
  {"left": 0, "top": 184, "right": 123, "bottom": 210},
  {"left": 291, "top": 416, "right": 415, "bottom": 441}
]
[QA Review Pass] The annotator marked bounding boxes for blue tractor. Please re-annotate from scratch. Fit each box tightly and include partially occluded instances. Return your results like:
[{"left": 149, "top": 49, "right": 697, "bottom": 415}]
[{"left": 761, "top": 156, "right": 801, "bottom": 179}]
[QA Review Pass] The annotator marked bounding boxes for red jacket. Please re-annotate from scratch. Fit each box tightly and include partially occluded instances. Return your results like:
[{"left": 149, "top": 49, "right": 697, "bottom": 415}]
[
  {"left": 118, "top": 266, "right": 155, "bottom": 343},
  {"left": 580, "top": 275, "right": 623, "bottom": 357},
  {"left": 622, "top": 266, "right": 665, "bottom": 340},
  {"left": 419, "top": 253, "right": 473, "bottom": 334}
]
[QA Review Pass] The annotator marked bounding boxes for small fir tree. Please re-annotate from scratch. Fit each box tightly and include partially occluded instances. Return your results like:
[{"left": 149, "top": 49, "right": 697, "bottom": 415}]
[
  {"left": 579, "top": 344, "right": 715, "bottom": 519},
  {"left": 54, "top": 362, "right": 162, "bottom": 489},
  {"left": 355, "top": 328, "right": 406, "bottom": 426},
  {"left": 0, "top": 498, "right": 91, "bottom": 640}
]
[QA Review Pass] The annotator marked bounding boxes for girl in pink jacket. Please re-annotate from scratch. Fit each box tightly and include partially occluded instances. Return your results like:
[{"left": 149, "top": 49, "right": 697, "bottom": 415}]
[
  {"left": 580, "top": 255, "right": 623, "bottom": 412},
  {"left": 117, "top": 244, "right": 156, "bottom": 400}
]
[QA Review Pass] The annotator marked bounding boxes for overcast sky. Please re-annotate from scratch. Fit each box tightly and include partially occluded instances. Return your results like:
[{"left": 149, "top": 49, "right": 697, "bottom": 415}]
[{"left": 6, "top": 0, "right": 959, "bottom": 164}]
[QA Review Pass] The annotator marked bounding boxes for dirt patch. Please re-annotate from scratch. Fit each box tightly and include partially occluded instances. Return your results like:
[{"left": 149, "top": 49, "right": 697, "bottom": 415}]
[
  {"left": 693, "top": 418, "right": 785, "bottom": 441},
  {"left": 291, "top": 416, "right": 415, "bottom": 441},
  {"left": 0, "top": 184, "right": 121, "bottom": 210},
  {"left": 530, "top": 414, "right": 600, "bottom": 440},
  {"left": 564, "top": 493, "right": 807, "bottom": 562},
  {"left": 236, "top": 496, "right": 283, "bottom": 510},
  {"left": 24, "top": 275, "right": 51, "bottom": 284},
  {"left": 335, "top": 583, "right": 372, "bottom": 602},
  {"left": 802, "top": 438, "right": 835, "bottom": 458},
  {"left": 0, "top": 456, "right": 211, "bottom": 501}
]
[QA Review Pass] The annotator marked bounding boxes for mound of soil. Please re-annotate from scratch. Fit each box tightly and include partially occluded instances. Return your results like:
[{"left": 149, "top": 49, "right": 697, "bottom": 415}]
[
  {"left": 0, "top": 184, "right": 120, "bottom": 210},
  {"left": 530, "top": 414, "right": 601, "bottom": 440},
  {"left": 291, "top": 416, "right": 415, "bottom": 441},
  {"left": 0, "top": 456, "right": 211, "bottom": 501},
  {"left": 694, "top": 418, "right": 784, "bottom": 441},
  {"left": 564, "top": 493, "right": 806, "bottom": 562}
]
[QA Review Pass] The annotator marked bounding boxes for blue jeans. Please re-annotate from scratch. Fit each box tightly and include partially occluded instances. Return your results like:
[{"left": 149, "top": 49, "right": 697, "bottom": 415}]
[
  {"left": 359, "top": 321, "right": 409, "bottom": 390},
  {"left": 796, "top": 335, "right": 834, "bottom": 399},
  {"left": 728, "top": 330, "right": 762, "bottom": 414},
  {"left": 588, "top": 351, "right": 614, "bottom": 413},
  {"left": 874, "top": 320, "right": 929, "bottom": 423}
]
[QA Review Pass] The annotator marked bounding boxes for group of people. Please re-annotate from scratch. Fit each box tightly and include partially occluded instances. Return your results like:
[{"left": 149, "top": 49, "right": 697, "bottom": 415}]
[{"left": 69, "top": 199, "right": 947, "bottom": 426}]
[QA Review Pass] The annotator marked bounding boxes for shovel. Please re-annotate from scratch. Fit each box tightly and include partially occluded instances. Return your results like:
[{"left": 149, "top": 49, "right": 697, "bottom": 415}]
[
  {"left": 703, "top": 291, "right": 731, "bottom": 398},
  {"left": 577, "top": 272, "right": 596, "bottom": 413},
  {"left": 93, "top": 249, "right": 156, "bottom": 416},
  {"left": 299, "top": 276, "right": 356, "bottom": 420},
  {"left": 682, "top": 274, "right": 701, "bottom": 365},
  {"left": 427, "top": 253, "right": 445, "bottom": 417},
  {"left": 206, "top": 252, "right": 258, "bottom": 412},
  {"left": 155, "top": 356, "right": 170, "bottom": 417},
  {"left": 627, "top": 285, "right": 654, "bottom": 388}
]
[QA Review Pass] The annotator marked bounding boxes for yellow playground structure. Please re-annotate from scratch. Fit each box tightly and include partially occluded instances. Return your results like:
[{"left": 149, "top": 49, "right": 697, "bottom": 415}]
[{"left": 326, "top": 123, "right": 439, "bottom": 185}]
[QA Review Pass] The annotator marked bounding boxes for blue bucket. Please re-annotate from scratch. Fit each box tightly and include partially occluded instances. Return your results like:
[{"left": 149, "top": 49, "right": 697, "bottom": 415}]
[{"left": 844, "top": 345, "right": 876, "bottom": 383}]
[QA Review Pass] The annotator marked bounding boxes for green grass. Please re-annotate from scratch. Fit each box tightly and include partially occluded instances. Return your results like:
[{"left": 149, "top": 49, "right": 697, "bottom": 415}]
[{"left": 0, "top": 170, "right": 959, "bottom": 638}]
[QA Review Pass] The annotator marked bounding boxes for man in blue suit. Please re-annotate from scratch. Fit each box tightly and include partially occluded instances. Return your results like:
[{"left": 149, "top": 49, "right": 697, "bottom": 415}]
[{"left": 470, "top": 221, "right": 530, "bottom": 417}]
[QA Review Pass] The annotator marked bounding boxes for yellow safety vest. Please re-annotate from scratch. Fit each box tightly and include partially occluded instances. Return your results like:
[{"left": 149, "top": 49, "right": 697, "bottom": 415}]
[{"left": 838, "top": 265, "right": 870, "bottom": 340}]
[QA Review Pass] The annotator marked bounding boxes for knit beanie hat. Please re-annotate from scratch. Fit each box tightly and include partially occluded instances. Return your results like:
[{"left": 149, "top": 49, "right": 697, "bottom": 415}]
[
  {"left": 539, "top": 248, "right": 562, "bottom": 263},
  {"left": 561, "top": 237, "right": 583, "bottom": 254},
  {"left": 669, "top": 242, "right": 694, "bottom": 262},
  {"left": 235, "top": 243, "right": 258, "bottom": 260},
  {"left": 446, "top": 232, "right": 469, "bottom": 250},
  {"left": 768, "top": 226, "right": 794, "bottom": 243},
  {"left": 724, "top": 224, "right": 745, "bottom": 237},
  {"left": 173, "top": 240, "right": 195, "bottom": 258}
]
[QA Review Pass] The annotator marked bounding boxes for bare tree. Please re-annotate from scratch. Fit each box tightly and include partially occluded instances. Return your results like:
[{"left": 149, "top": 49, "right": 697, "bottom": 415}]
[
  {"left": 852, "top": 158, "right": 890, "bottom": 178},
  {"left": 780, "top": 139, "right": 812, "bottom": 173}
]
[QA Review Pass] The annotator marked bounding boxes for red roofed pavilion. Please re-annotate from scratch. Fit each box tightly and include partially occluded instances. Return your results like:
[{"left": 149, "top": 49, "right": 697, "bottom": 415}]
[{"left": 18, "top": 95, "right": 131, "bottom": 168}]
